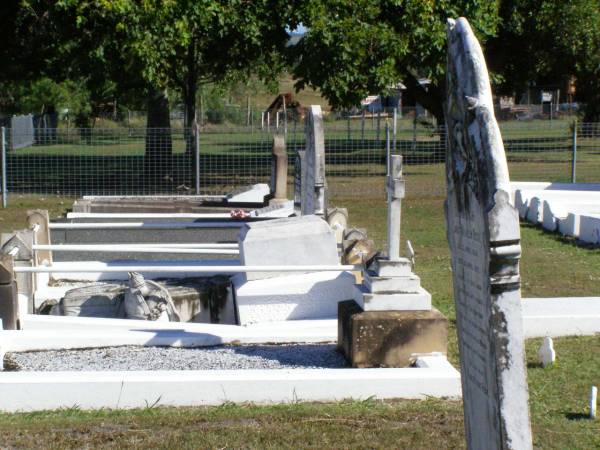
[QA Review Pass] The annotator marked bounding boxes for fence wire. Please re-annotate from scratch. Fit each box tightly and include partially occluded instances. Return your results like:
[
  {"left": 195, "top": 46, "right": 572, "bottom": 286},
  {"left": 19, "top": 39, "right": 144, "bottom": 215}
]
[{"left": 0, "top": 116, "right": 599, "bottom": 205}]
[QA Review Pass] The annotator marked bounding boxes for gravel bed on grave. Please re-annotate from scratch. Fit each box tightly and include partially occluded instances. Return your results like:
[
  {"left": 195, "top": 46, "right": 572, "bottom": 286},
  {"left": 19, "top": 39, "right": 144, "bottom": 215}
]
[{"left": 4, "top": 344, "right": 349, "bottom": 372}]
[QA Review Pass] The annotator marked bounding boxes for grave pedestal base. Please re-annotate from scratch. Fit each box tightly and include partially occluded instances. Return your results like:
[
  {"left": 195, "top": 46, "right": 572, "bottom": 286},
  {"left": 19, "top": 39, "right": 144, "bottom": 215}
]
[{"left": 337, "top": 300, "right": 448, "bottom": 368}]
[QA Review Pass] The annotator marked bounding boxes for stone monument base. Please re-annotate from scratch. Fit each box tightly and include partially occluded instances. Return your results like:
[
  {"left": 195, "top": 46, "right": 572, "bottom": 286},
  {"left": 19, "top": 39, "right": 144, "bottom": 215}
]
[{"left": 337, "top": 300, "right": 448, "bottom": 368}]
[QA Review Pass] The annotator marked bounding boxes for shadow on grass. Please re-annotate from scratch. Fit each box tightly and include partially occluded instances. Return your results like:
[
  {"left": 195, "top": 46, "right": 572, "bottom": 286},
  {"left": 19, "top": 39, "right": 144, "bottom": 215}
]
[{"left": 563, "top": 412, "right": 591, "bottom": 421}]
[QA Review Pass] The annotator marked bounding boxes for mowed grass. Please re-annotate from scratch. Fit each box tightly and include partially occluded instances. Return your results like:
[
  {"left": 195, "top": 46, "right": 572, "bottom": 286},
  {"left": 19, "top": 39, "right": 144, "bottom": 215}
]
[{"left": 1, "top": 168, "right": 600, "bottom": 447}]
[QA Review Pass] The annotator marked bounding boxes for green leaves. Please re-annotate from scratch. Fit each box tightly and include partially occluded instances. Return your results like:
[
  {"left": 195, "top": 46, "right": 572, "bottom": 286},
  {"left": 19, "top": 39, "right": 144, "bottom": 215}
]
[{"left": 288, "top": 0, "right": 499, "bottom": 112}]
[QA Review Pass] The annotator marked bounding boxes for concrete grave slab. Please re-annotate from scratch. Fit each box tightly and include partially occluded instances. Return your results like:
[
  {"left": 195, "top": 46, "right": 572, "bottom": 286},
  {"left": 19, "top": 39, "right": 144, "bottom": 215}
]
[
  {"left": 232, "top": 270, "right": 357, "bottom": 325},
  {"left": 238, "top": 215, "right": 339, "bottom": 281}
]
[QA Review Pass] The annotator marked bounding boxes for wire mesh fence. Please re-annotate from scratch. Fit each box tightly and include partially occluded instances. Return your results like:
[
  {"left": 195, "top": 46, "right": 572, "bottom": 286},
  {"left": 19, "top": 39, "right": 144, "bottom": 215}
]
[{"left": 0, "top": 114, "right": 599, "bottom": 206}]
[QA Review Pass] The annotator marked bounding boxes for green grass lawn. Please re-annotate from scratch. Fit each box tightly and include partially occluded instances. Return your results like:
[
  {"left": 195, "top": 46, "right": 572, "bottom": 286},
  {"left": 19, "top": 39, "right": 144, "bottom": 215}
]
[{"left": 1, "top": 184, "right": 600, "bottom": 448}]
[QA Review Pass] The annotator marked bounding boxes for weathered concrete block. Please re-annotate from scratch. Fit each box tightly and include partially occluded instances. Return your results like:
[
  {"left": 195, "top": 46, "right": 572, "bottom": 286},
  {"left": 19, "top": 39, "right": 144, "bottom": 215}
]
[
  {"left": 233, "top": 271, "right": 356, "bottom": 325},
  {"left": 338, "top": 300, "right": 447, "bottom": 368},
  {"left": 238, "top": 215, "right": 339, "bottom": 281}
]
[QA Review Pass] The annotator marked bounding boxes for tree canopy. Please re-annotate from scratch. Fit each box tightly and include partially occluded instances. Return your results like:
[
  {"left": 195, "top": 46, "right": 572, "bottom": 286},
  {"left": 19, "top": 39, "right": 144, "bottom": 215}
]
[
  {"left": 2, "top": 0, "right": 599, "bottom": 124},
  {"left": 288, "top": 0, "right": 500, "bottom": 121}
]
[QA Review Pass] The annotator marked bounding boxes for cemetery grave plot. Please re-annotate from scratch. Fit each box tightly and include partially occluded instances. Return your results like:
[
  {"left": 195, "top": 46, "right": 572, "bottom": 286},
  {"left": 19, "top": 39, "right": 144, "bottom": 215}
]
[
  {"left": 4, "top": 344, "right": 348, "bottom": 372},
  {"left": 0, "top": 104, "right": 462, "bottom": 412}
]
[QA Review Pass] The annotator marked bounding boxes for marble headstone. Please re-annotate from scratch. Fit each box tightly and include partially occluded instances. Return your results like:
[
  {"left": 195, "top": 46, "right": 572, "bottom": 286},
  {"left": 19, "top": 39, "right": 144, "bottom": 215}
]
[
  {"left": 445, "top": 17, "right": 533, "bottom": 450},
  {"left": 301, "top": 105, "right": 327, "bottom": 216}
]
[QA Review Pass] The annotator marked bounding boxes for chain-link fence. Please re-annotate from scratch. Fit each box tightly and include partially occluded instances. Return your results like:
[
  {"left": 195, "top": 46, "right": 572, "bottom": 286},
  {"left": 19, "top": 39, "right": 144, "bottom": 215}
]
[{"left": 0, "top": 114, "right": 599, "bottom": 207}]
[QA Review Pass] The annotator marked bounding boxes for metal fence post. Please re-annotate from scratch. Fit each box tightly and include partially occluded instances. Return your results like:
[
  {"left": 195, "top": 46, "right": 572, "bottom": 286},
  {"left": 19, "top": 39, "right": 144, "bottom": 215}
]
[
  {"left": 1, "top": 127, "right": 6, "bottom": 208},
  {"left": 571, "top": 119, "right": 577, "bottom": 183},
  {"left": 194, "top": 122, "right": 201, "bottom": 194}
]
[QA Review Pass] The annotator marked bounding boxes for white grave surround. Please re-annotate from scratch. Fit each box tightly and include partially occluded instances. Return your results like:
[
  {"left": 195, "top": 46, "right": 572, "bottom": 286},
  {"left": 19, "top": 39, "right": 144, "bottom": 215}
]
[
  {"left": 541, "top": 201, "right": 600, "bottom": 233},
  {"left": 523, "top": 191, "right": 600, "bottom": 224},
  {"left": 445, "top": 17, "right": 532, "bottom": 449},
  {"left": 577, "top": 214, "right": 600, "bottom": 244},
  {"left": 0, "top": 315, "right": 461, "bottom": 412},
  {"left": 511, "top": 182, "right": 600, "bottom": 205}
]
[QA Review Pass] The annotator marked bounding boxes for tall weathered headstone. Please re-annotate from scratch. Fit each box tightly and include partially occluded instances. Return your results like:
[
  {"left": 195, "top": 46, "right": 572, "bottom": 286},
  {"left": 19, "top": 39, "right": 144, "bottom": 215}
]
[
  {"left": 301, "top": 105, "right": 327, "bottom": 216},
  {"left": 270, "top": 134, "right": 288, "bottom": 203},
  {"left": 293, "top": 150, "right": 305, "bottom": 216},
  {"left": 445, "top": 18, "right": 532, "bottom": 450}
]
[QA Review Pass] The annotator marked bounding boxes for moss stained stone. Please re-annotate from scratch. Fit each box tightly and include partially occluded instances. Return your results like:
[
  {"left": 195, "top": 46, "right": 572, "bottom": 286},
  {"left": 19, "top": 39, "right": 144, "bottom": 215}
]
[{"left": 338, "top": 300, "right": 448, "bottom": 368}]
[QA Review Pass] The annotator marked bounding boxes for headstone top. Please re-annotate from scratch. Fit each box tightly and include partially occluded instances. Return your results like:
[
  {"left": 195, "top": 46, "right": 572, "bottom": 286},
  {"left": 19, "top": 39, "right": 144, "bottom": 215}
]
[{"left": 445, "top": 17, "right": 532, "bottom": 450}]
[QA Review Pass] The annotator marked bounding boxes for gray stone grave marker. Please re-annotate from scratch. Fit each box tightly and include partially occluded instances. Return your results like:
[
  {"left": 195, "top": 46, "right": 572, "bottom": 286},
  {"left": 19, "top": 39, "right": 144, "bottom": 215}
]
[
  {"left": 301, "top": 105, "right": 326, "bottom": 216},
  {"left": 445, "top": 17, "right": 533, "bottom": 450},
  {"left": 293, "top": 150, "right": 305, "bottom": 216}
]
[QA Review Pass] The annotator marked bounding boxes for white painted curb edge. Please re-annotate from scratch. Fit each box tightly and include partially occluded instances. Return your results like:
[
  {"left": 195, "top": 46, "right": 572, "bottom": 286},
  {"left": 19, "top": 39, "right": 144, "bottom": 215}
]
[{"left": 0, "top": 358, "right": 461, "bottom": 412}]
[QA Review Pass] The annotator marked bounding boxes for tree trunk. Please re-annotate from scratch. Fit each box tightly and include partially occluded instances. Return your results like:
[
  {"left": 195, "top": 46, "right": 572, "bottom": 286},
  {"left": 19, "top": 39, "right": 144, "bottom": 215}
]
[
  {"left": 402, "top": 72, "right": 446, "bottom": 162},
  {"left": 184, "top": 41, "right": 197, "bottom": 156},
  {"left": 145, "top": 87, "right": 172, "bottom": 183}
]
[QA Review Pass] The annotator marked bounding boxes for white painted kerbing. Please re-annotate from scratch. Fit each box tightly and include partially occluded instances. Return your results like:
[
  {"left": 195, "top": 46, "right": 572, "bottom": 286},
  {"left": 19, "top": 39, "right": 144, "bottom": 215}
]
[
  {"left": 522, "top": 297, "right": 600, "bottom": 338},
  {"left": 0, "top": 360, "right": 461, "bottom": 412}
]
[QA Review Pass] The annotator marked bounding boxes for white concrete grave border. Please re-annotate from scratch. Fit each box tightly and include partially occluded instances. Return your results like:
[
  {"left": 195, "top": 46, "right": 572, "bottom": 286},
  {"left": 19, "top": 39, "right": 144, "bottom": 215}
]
[
  {"left": 9, "top": 290, "right": 600, "bottom": 413},
  {"left": 0, "top": 316, "right": 461, "bottom": 412}
]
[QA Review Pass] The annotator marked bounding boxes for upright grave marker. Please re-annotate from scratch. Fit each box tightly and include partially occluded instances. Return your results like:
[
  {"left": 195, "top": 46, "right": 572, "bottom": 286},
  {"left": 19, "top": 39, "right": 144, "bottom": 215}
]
[
  {"left": 445, "top": 18, "right": 532, "bottom": 450},
  {"left": 293, "top": 150, "right": 305, "bottom": 215},
  {"left": 301, "top": 105, "right": 327, "bottom": 216}
]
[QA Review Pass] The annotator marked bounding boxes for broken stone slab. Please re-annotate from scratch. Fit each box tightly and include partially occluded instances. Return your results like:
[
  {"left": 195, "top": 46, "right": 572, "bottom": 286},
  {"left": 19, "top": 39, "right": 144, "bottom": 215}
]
[
  {"left": 226, "top": 183, "right": 270, "bottom": 204},
  {"left": 238, "top": 215, "right": 339, "bottom": 281},
  {"left": 232, "top": 270, "right": 357, "bottom": 325},
  {"left": 327, "top": 207, "right": 348, "bottom": 256},
  {"left": 1, "top": 231, "right": 35, "bottom": 302},
  {"left": 338, "top": 300, "right": 447, "bottom": 368},
  {"left": 55, "top": 283, "right": 126, "bottom": 318},
  {"left": 363, "top": 272, "right": 421, "bottom": 294},
  {"left": 46, "top": 277, "right": 235, "bottom": 324},
  {"left": 1, "top": 231, "right": 33, "bottom": 261}
]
